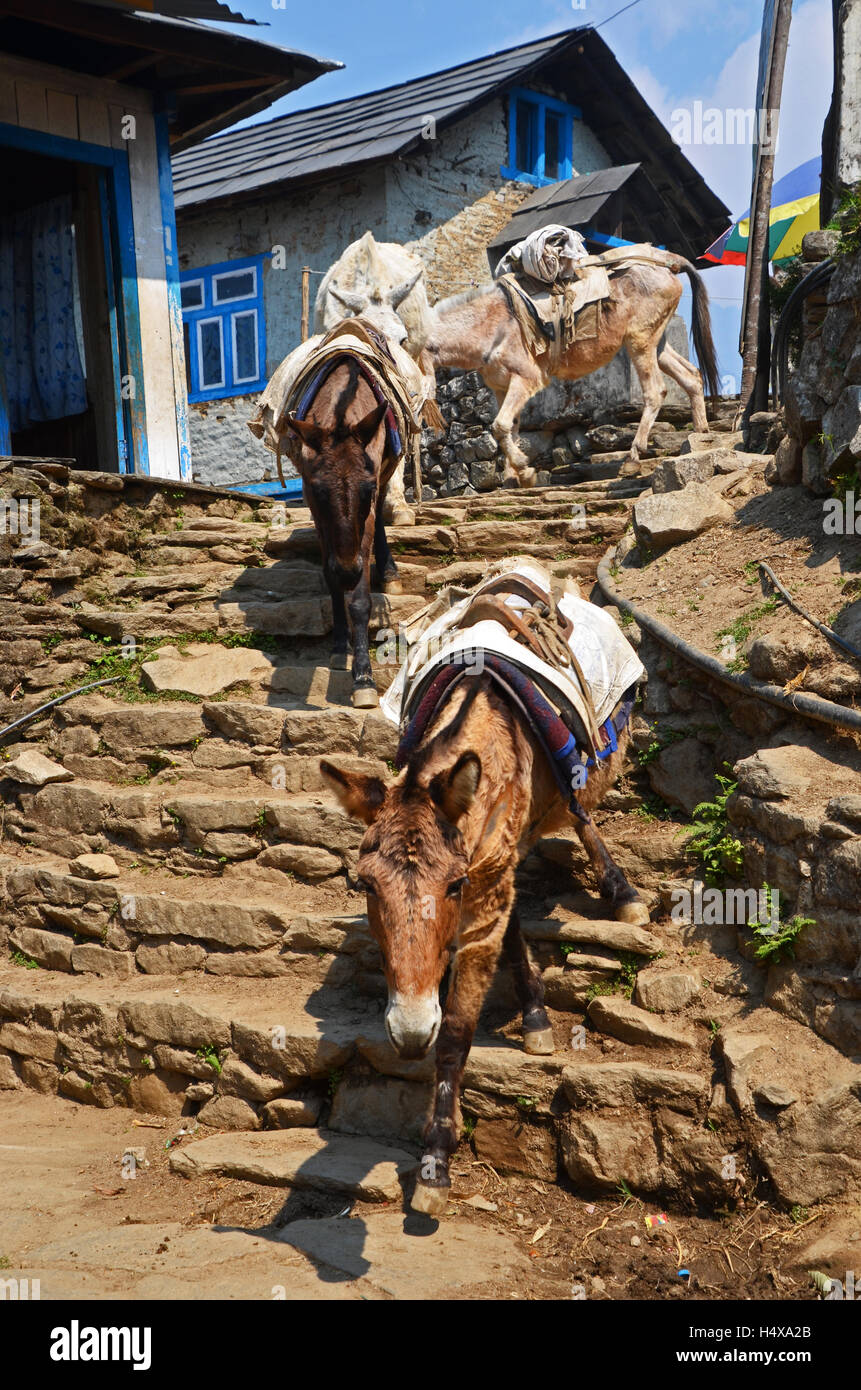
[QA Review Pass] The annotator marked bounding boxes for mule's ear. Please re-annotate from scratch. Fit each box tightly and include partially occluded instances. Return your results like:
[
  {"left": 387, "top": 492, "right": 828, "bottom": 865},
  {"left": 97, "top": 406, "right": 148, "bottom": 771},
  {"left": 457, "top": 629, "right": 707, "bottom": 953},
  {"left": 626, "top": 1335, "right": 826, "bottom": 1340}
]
[
  {"left": 430, "top": 752, "right": 481, "bottom": 824},
  {"left": 321, "top": 759, "right": 387, "bottom": 824},
  {"left": 284, "top": 414, "right": 326, "bottom": 450},
  {"left": 352, "top": 402, "right": 388, "bottom": 448}
]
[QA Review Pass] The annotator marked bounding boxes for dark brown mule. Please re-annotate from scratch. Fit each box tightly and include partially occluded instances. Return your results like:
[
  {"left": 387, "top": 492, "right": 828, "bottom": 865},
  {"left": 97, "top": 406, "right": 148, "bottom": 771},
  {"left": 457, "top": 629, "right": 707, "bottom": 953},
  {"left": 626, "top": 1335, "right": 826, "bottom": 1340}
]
[
  {"left": 322, "top": 673, "right": 647, "bottom": 1216},
  {"left": 285, "top": 357, "right": 401, "bottom": 708}
]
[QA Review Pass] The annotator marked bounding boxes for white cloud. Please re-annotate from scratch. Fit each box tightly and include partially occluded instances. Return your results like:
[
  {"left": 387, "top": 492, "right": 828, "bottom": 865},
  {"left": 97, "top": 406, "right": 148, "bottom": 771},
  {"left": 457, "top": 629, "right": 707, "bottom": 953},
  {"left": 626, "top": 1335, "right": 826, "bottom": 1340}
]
[{"left": 637, "top": 0, "right": 832, "bottom": 213}]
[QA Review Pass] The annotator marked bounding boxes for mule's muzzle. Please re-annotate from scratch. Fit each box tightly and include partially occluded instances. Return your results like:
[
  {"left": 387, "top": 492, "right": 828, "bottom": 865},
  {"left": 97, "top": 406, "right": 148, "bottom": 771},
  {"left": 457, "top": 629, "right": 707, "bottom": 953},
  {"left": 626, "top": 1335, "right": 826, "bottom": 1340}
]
[{"left": 385, "top": 993, "right": 442, "bottom": 1059}]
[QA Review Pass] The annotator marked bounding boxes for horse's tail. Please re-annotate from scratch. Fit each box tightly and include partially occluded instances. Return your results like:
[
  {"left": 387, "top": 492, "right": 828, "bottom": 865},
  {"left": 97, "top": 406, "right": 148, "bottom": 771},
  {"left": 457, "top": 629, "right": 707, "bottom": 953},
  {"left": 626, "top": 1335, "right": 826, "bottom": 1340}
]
[{"left": 676, "top": 259, "right": 720, "bottom": 401}]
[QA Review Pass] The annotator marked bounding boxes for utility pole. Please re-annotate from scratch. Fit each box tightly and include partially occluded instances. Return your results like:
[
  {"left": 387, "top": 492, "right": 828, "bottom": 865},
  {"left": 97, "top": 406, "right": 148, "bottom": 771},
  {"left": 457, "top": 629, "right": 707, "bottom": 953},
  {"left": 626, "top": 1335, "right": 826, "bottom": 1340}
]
[{"left": 739, "top": 0, "right": 794, "bottom": 423}]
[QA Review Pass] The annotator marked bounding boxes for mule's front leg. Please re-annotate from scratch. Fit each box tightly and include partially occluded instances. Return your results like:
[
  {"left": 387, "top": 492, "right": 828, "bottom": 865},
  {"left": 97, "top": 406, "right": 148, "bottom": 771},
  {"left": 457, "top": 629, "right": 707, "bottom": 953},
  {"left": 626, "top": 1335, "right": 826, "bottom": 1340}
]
[
  {"left": 504, "top": 905, "right": 554, "bottom": 1055},
  {"left": 412, "top": 935, "right": 501, "bottom": 1217},
  {"left": 347, "top": 563, "right": 378, "bottom": 709},
  {"left": 373, "top": 502, "right": 401, "bottom": 595},
  {"left": 324, "top": 566, "right": 350, "bottom": 671}
]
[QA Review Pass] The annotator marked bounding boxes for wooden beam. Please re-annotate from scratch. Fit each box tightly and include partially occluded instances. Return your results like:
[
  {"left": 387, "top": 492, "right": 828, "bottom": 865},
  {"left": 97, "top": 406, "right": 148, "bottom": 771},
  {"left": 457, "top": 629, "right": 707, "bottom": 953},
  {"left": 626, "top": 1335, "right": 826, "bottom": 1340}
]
[
  {"left": 173, "top": 76, "right": 269, "bottom": 95},
  {"left": 107, "top": 53, "right": 159, "bottom": 83}
]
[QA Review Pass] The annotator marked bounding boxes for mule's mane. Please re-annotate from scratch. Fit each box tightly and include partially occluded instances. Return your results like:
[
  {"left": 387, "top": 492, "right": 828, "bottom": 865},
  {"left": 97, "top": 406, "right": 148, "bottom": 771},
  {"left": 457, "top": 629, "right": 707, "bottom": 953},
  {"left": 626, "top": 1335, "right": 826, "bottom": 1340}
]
[{"left": 403, "top": 675, "right": 487, "bottom": 790}]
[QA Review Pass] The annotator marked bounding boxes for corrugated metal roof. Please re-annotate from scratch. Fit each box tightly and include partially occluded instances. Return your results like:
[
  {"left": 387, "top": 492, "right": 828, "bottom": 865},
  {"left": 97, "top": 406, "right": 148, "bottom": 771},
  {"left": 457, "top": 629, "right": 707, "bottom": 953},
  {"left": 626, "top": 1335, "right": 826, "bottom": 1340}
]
[
  {"left": 487, "top": 164, "right": 642, "bottom": 248},
  {"left": 172, "top": 28, "right": 589, "bottom": 208}
]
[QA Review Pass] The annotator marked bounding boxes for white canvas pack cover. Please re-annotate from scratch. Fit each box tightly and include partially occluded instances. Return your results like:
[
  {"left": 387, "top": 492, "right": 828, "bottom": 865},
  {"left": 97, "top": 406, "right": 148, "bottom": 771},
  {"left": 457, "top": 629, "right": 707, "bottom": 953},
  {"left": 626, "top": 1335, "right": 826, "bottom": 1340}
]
[
  {"left": 248, "top": 319, "right": 433, "bottom": 462},
  {"left": 380, "top": 560, "right": 645, "bottom": 754}
]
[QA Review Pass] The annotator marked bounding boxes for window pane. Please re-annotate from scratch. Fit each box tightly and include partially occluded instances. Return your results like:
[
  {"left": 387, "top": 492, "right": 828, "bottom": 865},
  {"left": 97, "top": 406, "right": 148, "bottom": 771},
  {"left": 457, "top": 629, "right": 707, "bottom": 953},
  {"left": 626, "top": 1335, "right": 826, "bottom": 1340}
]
[
  {"left": 181, "top": 281, "right": 203, "bottom": 309},
  {"left": 198, "top": 319, "right": 224, "bottom": 388},
  {"left": 515, "top": 101, "right": 537, "bottom": 174},
  {"left": 545, "top": 112, "right": 562, "bottom": 180},
  {"left": 214, "top": 268, "right": 256, "bottom": 303},
  {"left": 232, "top": 310, "right": 258, "bottom": 383}
]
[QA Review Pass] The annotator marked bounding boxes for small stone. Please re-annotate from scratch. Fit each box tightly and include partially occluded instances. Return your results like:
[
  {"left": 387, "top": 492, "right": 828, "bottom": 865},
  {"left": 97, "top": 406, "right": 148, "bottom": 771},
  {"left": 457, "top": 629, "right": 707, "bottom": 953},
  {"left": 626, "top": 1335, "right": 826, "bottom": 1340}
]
[
  {"left": 587, "top": 996, "right": 698, "bottom": 1049},
  {"left": 141, "top": 642, "right": 274, "bottom": 698},
  {"left": 186, "top": 1082, "right": 215, "bottom": 1104},
  {"left": 754, "top": 1083, "right": 797, "bottom": 1110},
  {"left": 635, "top": 969, "right": 700, "bottom": 1013},
  {"left": 71, "top": 853, "right": 120, "bottom": 880},
  {"left": 70, "top": 945, "right": 135, "bottom": 977},
  {"left": 169, "top": 1129, "right": 414, "bottom": 1203},
  {"left": 0, "top": 1055, "right": 20, "bottom": 1090},
  {"left": 2, "top": 750, "right": 73, "bottom": 786},
  {"left": 197, "top": 1094, "right": 261, "bottom": 1132},
  {"left": 257, "top": 843, "right": 341, "bottom": 880},
  {"left": 261, "top": 1096, "right": 323, "bottom": 1128},
  {"left": 632, "top": 484, "right": 733, "bottom": 551}
]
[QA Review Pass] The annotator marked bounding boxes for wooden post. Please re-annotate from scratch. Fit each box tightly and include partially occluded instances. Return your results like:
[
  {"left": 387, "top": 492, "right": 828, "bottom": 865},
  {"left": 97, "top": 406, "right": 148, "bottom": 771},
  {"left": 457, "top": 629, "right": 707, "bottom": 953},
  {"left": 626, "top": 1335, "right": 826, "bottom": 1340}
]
[
  {"left": 300, "top": 265, "right": 311, "bottom": 342},
  {"left": 740, "top": 0, "right": 793, "bottom": 421}
]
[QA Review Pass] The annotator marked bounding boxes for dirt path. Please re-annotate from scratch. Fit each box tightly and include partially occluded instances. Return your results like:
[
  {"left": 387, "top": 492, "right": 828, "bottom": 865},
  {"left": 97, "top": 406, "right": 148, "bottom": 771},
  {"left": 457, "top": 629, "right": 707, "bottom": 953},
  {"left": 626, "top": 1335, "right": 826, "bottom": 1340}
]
[{"left": 2, "top": 1091, "right": 852, "bottom": 1302}]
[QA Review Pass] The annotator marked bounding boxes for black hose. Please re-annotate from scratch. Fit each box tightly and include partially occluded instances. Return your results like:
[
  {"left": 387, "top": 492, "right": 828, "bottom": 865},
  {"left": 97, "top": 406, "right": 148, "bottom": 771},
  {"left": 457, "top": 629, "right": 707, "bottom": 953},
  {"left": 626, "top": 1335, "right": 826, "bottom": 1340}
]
[
  {"left": 758, "top": 560, "right": 861, "bottom": 664},
  {"left": 0, "top": 676, "right": 125, "bottom": 746},
  {"left": 596, "top": 546, "right": 861, "bottom": 736}
]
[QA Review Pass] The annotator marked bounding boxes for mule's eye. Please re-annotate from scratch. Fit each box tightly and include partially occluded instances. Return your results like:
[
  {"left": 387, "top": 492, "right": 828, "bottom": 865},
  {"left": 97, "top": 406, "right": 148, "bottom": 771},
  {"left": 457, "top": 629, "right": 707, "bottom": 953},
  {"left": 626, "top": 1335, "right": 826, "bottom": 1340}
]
[{"left": 446, "top": 876, "right": 469, "bottom": 897}]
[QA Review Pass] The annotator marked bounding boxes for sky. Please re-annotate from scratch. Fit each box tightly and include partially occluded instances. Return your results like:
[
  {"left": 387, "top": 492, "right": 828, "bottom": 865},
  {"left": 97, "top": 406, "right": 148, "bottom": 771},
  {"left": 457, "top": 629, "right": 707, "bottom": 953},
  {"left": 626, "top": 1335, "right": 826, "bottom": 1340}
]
[{"left": 215, "top": 0, "right": 834, "bottom": 387}]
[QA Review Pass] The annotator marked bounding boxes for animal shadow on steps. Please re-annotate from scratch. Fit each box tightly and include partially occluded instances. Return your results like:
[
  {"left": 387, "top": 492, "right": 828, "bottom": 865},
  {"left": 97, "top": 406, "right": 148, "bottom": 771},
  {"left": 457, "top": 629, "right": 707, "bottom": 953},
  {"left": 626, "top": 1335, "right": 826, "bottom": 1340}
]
[
  {"left": 216, "top": 547, "right": 395, "bottom": 709},
  {"left": 209, "top": 964, "right": 432, "bottom": 1287}
]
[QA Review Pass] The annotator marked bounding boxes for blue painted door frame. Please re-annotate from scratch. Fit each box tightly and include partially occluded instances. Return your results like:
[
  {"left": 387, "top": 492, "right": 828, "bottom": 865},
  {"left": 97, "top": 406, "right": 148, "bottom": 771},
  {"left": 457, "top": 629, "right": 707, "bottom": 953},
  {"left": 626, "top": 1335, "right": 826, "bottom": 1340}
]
[{"left": 0, "top": 120, "right": 149, "bottom": 474}]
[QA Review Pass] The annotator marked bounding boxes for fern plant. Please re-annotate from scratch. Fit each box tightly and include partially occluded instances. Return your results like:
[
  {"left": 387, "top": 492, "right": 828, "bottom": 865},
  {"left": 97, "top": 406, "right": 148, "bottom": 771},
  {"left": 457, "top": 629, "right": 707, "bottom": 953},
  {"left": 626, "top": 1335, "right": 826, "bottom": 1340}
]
[
  {"left": 682, "top": 775, "right": 744, "bottom": 884},
  {"left": 747, "top": 886, "right": 815, "bottom": 964}
]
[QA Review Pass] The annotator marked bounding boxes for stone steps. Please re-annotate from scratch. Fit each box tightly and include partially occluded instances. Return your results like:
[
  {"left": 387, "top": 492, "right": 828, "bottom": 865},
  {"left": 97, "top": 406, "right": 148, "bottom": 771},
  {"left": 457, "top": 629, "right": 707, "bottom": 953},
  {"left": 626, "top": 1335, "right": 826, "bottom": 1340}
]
[
  {"left": 0, "top": 958, "right": 732, "bottom": 1197},
  {"left": 0, "top": 850, "right": 667, "bottom": 995},
  {"left": 1, "top": 444, "right": 734, "bottom": 1196}
]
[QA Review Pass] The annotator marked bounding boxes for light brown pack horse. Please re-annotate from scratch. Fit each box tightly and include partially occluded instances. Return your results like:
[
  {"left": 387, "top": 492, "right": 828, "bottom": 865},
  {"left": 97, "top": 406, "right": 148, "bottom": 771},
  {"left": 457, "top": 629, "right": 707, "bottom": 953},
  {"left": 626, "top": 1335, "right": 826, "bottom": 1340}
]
[
  {"left": 425, "top": 250, "right": 719, "bottom": 484},
  {"left": 322, "top": 672, "right": 647, "bottom": 1216}
]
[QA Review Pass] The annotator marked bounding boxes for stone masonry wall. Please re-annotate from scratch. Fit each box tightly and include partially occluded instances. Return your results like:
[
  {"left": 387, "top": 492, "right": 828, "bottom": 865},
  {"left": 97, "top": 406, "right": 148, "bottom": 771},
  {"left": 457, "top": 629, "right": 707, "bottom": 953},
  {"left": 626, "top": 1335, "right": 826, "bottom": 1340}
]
[{"left": 777, "top": 233, "right": 861, "bottom": 491}]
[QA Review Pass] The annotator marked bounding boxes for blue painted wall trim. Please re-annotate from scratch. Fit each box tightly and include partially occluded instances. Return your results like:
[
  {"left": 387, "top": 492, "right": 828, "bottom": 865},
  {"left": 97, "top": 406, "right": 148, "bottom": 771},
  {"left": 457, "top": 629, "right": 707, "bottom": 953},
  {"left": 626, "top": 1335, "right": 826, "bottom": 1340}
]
[
  {"left": 111, "top": 155, "right": 149, "bottom": 477},
  {"left": 97, "top": 170, "right": 130, "bottom": 474},
  {"left": 155, "top": 112, "right": 192, "bottom": 482},
  {"left": 582, "top": 228, "right": 666, "bottom": 250}
]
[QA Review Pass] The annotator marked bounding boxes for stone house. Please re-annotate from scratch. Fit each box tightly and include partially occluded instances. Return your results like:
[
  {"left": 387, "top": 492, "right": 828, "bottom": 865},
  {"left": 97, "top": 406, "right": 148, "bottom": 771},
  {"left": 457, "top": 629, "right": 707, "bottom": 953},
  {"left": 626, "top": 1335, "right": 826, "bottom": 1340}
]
[{"left": 171, "top": 25, "right": 730, "bottom": 487}]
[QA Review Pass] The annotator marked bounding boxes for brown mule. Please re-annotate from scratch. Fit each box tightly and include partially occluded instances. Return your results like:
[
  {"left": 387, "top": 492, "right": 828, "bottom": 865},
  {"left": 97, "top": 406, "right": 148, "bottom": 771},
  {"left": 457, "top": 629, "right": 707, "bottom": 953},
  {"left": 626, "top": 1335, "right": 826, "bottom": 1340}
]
[
  {"left": 284, "top": 357, "right": 400, "bottom": 708},
  {"left": 322, "top": 674, "right": 647, "bottom": 1216}
]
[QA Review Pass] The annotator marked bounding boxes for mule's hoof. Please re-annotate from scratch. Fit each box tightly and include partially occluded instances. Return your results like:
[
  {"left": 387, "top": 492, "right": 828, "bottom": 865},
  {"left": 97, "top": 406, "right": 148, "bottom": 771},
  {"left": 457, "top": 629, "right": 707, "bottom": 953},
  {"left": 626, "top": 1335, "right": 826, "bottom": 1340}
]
[
  {"left": 330, "top": 653, "right": 350, "bottom": 670},
  {"left": 385, "top": 505, "right": 416, "bottom": 527},
  {"left": 523, "top": 1026, "right": 555, "bottom": 1056},
  {"left": 619, "top": 457, "right": 641, "bottom": 478},
  {"left": 382, "top": 577, "right": 403, "bottom": 595},
  {"left": 351, "top": 686, "right": 379, "bottom": 709},
  {"left": 518, "top": 467, "right": 537, "bottom": 489},
  {"left": 411, "top": 1182, "right": 449, "bottom": 1218},
  {"left": 616, "top": 900, "right": 650, "bottom": 926}
]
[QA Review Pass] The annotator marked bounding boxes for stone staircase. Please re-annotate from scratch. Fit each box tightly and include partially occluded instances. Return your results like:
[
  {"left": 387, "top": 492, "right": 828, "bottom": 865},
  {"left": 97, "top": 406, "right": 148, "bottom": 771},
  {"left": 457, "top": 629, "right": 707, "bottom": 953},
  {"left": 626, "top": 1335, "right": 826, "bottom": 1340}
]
[{"left": 7, "top": 407, "right": 834, "bottom": 1212}]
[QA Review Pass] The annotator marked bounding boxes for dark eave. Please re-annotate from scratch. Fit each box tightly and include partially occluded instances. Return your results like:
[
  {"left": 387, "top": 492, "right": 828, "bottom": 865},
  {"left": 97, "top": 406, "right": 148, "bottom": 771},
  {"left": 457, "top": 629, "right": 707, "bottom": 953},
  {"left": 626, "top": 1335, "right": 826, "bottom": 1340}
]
[{"left": 0, "top": 0, "right": 340, "bottom": 148}]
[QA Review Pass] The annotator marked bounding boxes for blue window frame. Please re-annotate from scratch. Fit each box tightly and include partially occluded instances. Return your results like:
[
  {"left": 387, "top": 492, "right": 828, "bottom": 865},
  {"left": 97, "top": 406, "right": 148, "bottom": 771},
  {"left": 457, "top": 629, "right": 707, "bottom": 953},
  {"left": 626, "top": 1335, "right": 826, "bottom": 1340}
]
[
  {"left": 501, "top": 87, "right": 582, "bottom": 186},
  {"left": 180, "top": 255, "right": 267, "bottom": 402}
]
